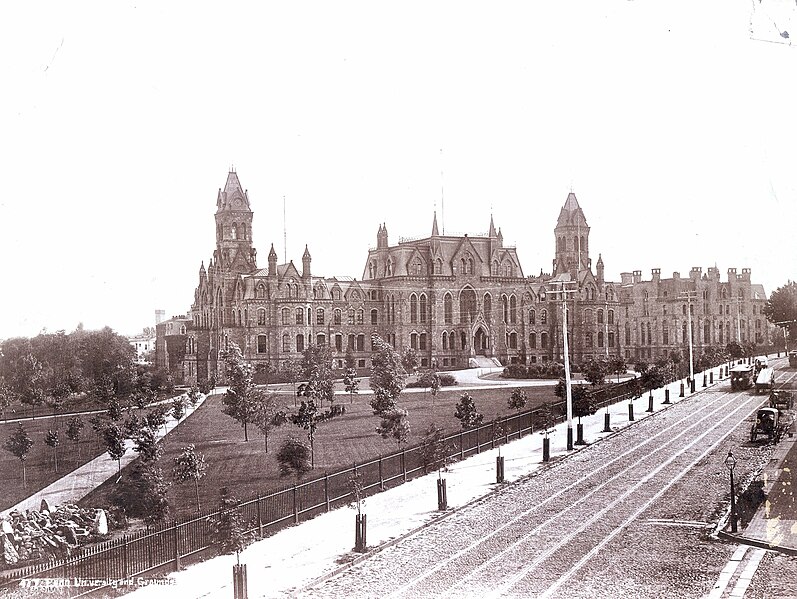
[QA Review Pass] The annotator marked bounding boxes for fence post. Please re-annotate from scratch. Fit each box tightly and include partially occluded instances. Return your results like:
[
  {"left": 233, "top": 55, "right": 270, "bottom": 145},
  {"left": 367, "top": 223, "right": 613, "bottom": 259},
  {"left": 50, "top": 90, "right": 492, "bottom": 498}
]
[
  {"left": 293, "top": 484, "right": 299, "bottom": 524},
  {"left": 379, "top": 457, "right": 384, "bottom": 490},
  {"left": 173, "top": 521, "right": 181, "bottom": 571},
  {"left": 476, "top": 427, "right": 480, "bottom": 454},
  {"left": 401, "top": 450, "right": 407, "bottom": 482},
  {"left": 257, "top": 496, "right": 263, "bottom": 537},
  {"left": 324, "top": 473, "right": 330, "bottom": 512},
  {"left": 460, "top": 432, "right": 464, "bottom": 460},
  {"left": 122, "top": 535, "right": 129, "bottom": 579}
]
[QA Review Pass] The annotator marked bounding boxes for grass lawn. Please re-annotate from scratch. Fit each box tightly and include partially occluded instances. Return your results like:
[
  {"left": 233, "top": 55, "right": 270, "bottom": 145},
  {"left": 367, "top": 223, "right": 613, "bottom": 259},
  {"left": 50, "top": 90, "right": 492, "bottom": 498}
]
[
  {"left": 0, "top": 415, "right": 107, "bottom": 511},
  {"left": 80, "top": 383, "right": 558, "bottom": 521}
]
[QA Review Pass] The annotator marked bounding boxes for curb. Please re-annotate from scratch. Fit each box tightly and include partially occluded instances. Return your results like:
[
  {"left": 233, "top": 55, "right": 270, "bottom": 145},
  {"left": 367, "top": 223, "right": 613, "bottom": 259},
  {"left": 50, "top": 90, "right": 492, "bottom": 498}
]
[
  {"left": 297, "top": 379, "right": 714, "bottom": 594},
  {"left": 717, "top": 530, "right": 797, "bottom": 556}
]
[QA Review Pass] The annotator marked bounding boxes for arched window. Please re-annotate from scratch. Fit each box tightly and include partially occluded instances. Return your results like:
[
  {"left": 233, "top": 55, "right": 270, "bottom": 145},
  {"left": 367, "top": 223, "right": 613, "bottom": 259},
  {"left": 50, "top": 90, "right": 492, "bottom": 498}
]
[
  {"left": 348, "top": 309, "right": 355, "bottom": 325},
  {"left": 444, "top": 293, "right": 453, "bottom": 324},
  {"left": 317, "top": 308, "right": 325, "bottom": 325},
  {"left": 371, "top": 309, "right": 378, "bottom": 325},
  {"left": 647, "top": 322, "right": 652, "bottom": 345},
  {"left": 460, "top": 288, "right": 477, "bottom": 323},
  {"left": 541, "top": 332, "right": 548, "bottom": 348},
  {"left": 541, "top": 310, "right": 548, "bottom": 325},
  {"left": 529, "top": 309, "right": 536, "bottom": 325},
  {"left": 502, "top": 295, "right": 509, "bottom": 323},
  {"left": 296, "top": 308, "right": 304, "bottom": 325},
  {"left": 492, "top": 261, "right": 499, "bottom": 276},
  {"left": 348, "top": 334, "right": 355, "bottom": 350},
  {"left": 256, "top": 334, "right": 267, "bottom": 353},
  {"left": 529, "top": 332, "right": 537, "bottom": 349},
  {"left": 509, "top": 332, "right": 517, "bottom": 349},
  {"left": 484, "top": 294, "right": 492, "bottom": 323},
  {"left": 704, "top": 321, "right": 711, "bottom": 343},
  {"left": 357, "top": 334, "right": 365, "bottom": 351},
  {"left": 410, "top": 294, "right": 418, "bottom": 323},
  {"left": 333, "top": 288, "right": 341, "bottom": 301},
  {"left": 509, "top": 295, "right": 517, "bottom": 324},
  {"left": 434, "top": 258, "right": 442, "bottom": 274},
  {"left": 419, "top": 294, "right": 428, "bottom": 323},
  {"left": 333, "top": 309, "right": 342, "bottom": 325},
  {"left": 442, "top": 331, "right": 448, "bottom": 350},
  {"left": 461, "top": 331, "right": 467, "bottom": 349},
  {"left": 608, "top": 310, "right": 614, "bottom": 325},
  {"left": 597, "top": 309, "right": 604, "bottom": 324},
  {"left": 296, "top": 334, "right": 305, "bottom": 352},
  {"left": 335, "top": 334, "right": 343, "bottom": 351},
  {"left": 231, "top": 223, "right": 238, "bottom": 239},
  {"left": 410, "top": 333, "right": 418, "bottom": 350},
  {"left": 357, "top": 309, "right": 364, "bottom": 324},
  {"left": 282, "top": 334, "right": 290, "bottom": 352},
  {"left": 317, "top": 333, "right": 326, "bottom": 346},
  {"left": 256, "top": 284, "right": 266, "bottom": 299},
  {"left": 281, "top": 308, "right": 290, "bottom": 325},
  {"left": 240, "top": 223, "right": 247, "bottom": 240},
  {"left": 419, "top": 332, "right": 427, "bottom": 351}
]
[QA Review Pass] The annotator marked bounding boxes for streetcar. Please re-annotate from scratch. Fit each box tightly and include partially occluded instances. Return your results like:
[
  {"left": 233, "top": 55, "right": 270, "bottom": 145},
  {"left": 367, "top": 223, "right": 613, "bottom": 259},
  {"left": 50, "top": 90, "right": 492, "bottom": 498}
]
[
  {"left": 754, "top": 366, "right": 775, "bottom": 394},
  {"left": 730, "top": 364, "right": 754, "bottom": 390}
]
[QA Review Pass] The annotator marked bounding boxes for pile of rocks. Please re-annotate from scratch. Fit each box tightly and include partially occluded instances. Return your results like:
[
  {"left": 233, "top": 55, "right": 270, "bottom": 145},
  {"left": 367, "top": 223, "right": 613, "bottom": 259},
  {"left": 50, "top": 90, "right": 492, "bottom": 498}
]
[{"left": 1, "top": 500, "right": 109, "bottom": 566}]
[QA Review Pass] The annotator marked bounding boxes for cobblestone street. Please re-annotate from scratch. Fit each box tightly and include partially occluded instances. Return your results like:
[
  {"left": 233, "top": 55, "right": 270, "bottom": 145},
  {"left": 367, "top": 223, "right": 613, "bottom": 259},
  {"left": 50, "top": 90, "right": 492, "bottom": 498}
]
[{"left": 301, "top": 368, "right": 797, "bottom": 598}]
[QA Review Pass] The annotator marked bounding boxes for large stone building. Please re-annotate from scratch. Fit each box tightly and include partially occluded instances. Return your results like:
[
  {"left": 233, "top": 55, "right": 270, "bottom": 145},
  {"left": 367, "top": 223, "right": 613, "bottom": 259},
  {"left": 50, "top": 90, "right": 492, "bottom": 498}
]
[{"left": 156, "top": 171, "right": 773, "bottom": 385}]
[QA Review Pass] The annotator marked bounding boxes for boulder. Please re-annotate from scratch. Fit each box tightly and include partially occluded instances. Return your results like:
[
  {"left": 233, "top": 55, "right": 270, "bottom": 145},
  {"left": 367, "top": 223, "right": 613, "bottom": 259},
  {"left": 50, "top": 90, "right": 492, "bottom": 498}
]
[
  {"left": 92, "top": 509, "right": 108, "bottom": 535},
  {"left": 1, "top": 535, "right": 19, "bottom": 565},
  {"left": 40, "top": 498, "right": 53, "bottom": 514},
  {"left": 0, "top": 519, "right": 12, "bottom": 535}
]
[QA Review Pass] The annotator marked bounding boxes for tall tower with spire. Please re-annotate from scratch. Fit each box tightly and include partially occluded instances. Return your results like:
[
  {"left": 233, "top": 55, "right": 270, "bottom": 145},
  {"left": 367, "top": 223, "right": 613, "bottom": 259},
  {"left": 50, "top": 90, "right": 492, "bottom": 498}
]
[
  {"left": 215, "top": 169, "right": 256, "bottom": 274},
  {"left": 553, "top": 192, "right": 590, "bottom": 276}
]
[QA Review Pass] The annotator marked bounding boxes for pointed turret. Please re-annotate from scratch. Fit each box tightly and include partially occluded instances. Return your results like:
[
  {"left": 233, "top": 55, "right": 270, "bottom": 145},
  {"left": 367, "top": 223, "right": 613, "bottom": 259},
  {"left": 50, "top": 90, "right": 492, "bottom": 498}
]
[
  {"left": 214, "top": 170, "right": 255, "bottom": 274},
  {"left": 431, "top": 212, "right": 440, "bottom": 237},
  {"left": 377, "top": 223, "right": 389, "bottom": 249},
  {"left": 268, "top": 243, "right": 278, "bottom": 277},
  {"left": 553, "top": 191, "right": 591, "bottom": 276},
  {"left": 497, "top": 227, "right": 503, "bottom": 248},
  {"left": 596, "top": 253, "right": 604, "bottom": 284},
  {"left": 302, "top": 245, "right": 312, "bottom": 279},
  {"left": 488, "top": 214, "right": 497, "bottom": 237}
]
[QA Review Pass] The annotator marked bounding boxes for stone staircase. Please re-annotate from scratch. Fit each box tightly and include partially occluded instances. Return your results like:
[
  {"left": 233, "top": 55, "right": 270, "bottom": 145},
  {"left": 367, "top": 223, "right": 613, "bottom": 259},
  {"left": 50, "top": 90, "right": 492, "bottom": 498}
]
[{"left": 468, "top": 356, "right": 503, "bottom": 369}]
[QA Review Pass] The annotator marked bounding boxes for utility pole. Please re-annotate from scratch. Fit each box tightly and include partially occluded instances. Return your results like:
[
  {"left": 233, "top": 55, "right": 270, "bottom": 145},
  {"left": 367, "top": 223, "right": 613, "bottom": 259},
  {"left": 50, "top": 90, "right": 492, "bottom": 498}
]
[
  {"left": 679, "top": 291, "right": 697, "bottom": 384},
  {"left": 552, "top": 279, "right": 577, "bottom": 451}
]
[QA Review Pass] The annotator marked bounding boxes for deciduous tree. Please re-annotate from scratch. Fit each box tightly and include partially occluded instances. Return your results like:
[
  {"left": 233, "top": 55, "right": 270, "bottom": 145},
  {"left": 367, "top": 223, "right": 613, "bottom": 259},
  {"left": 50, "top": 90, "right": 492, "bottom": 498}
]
[
  {"left": 508, "top": 388, "right": 527, "bottom": 412},
  {"left": 301, "top": 344, "right": 335, "bottom": 409},
  {"left": 763, "top": 280, "right": 797, "bottom": 340},
  {"left": 173, "top": 444, "right": 207, "bottom": 512},
  {"left": 214, "top": 487, "right": 249, "bottom": 561},
  {"left": 376, "top": 408, "right": 411, "bottom": 448},
  {"left": 45, "top": 429, "right": 60, "bottom": 473},
  {"left": 369, "top": 335, "right": 406, "bottom": 416},
  {"left": 221, "top": 342, "right": 258, "bottom": 441},
  {"left": 5, "top": 423, "right": 34, "bottom": 487},
  {"left": 343, "top": 368, "right": 359, "bottom": 404},
  {"left": 291, "top": 400, "right": 320, "bottom": 468},
  {"left": 454, "top": 393, "right": 483, "bottom": 430},
  {"left": 276, "top": 437, "right": 312, "bottom": 478},
  {"left": 66, "top": 415, "right": 84, "bottom": 459}
]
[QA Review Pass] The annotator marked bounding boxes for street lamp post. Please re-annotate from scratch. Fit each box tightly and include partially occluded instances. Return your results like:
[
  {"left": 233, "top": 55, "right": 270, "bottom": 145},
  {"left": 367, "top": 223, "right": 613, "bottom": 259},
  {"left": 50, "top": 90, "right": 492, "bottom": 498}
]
[
  {"left": 679, "top": 291, "right": 697, "bottom": 391},
  {"left": 724, "top": 450, "right": 738, "bottom": 533},
  {"left": 553, "top": 279, "right": 577, "bottom": 451}
]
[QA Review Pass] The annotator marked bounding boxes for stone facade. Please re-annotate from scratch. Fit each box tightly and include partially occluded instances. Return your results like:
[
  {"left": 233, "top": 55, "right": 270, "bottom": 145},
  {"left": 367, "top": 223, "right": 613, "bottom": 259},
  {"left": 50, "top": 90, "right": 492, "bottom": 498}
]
[{"left": 157, "top": 171, "right": 774, "bottom": 385}]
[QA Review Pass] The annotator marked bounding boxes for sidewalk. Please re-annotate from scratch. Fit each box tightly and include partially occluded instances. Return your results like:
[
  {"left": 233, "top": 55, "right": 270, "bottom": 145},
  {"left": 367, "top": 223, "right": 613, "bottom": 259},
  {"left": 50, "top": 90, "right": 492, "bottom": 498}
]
[
  {"left": 124, "top": 370, "right": 719, "bottom": 599},
  {"left": 724, "top": 423, "right": 797, "bottom": 554},
  {"left": 1, "top": 391, "right": 213, "bottom": 517}
]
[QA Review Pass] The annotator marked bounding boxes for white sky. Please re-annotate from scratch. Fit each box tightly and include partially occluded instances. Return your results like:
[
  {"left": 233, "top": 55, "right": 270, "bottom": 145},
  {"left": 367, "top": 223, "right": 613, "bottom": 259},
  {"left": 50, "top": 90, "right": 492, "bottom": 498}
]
[{"left": 1, "top": 0, "right": 795, "bottom": 339}]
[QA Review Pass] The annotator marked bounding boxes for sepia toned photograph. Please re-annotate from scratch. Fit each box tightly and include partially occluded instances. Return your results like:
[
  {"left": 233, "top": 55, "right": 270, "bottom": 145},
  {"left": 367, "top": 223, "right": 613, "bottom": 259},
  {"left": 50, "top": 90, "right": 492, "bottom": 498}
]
[{"left": 1, "top": 1, "right": 796, "bottom": 597}]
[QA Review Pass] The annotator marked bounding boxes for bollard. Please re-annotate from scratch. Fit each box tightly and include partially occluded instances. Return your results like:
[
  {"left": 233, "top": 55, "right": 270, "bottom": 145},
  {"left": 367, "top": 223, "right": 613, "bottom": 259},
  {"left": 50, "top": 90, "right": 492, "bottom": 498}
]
[
  {"left": 233, "top": 564, "right": 248, "bottom": 599},
  {"left": 703, "top": 373, "right": 707, "bottom": 388},
  {"left": 437, "top": 478, "right": 448, "bottom": 511},
  {"left": 496, "top": 456, "right": 505, "bottom": 483},
  {"left": 628, "top": 402, "right": 635, "bottom": 421},
  {"left": 576, "top": 423, "right": 585, "bottom": 445},
  {"left": 542, "top": 437, "right": 550, "bottom": 462},
  {"left": 690, "top": 379, "right": 696, "bottom": 393},
  {"left": 663, "top": 388, "right": 671, "bottom": 404},
  {"left": 567, "top": 426, "right": 573, "bottom": 451},
  {"left": 710, "top": 371, "right": 714, "bottom": 384},
  {"left": 647, "top": 393, "right": 654, "bottom": 413},
  {"left": 603, "top": 411, "right": 611, "bottom": 432}
]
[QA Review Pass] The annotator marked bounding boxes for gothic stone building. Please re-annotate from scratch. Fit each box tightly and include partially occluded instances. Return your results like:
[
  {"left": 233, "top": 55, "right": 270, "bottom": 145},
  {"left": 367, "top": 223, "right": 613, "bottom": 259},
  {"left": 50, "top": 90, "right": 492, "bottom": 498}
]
[{"left": 156, "top": 171, "right": 773, "bottom": 385}]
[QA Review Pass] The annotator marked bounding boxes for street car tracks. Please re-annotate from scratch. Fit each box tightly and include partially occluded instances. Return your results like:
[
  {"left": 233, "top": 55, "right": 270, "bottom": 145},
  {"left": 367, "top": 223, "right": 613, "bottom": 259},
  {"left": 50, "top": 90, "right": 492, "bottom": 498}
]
[{"left": 378, "top": 372, "right": 797, "bottom": 599}]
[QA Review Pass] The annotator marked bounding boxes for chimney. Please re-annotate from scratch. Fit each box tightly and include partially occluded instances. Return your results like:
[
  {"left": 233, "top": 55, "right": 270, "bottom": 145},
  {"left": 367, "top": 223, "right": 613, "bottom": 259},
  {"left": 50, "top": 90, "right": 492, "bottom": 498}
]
[
  {"left": 690, "top": 266, "right": 702, "bottom": 281},
  {"left": 651, "top": 268, "right": 661, "bottom": 282},
  {"left": 621, "top": 272, "right": 633, "bottom": 285},
  {"left": 633, "top": 270, "right": 642, "bottom": 284}
]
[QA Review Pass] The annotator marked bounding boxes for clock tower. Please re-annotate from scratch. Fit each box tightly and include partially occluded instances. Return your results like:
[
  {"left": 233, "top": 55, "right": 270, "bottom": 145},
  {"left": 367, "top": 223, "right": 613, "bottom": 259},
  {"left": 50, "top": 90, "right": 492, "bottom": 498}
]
[{"left": 215, "top": 169, "right": 257, "bottom": 274}]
